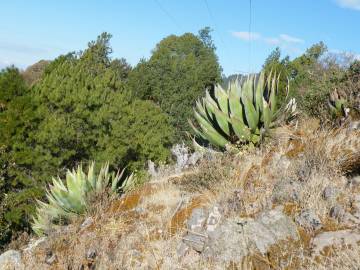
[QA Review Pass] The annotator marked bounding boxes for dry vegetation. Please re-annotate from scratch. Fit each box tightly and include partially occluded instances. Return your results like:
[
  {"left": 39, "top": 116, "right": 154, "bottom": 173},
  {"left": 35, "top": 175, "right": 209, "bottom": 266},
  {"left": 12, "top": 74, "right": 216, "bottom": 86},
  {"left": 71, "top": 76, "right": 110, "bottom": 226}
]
[{"left": 11, "top": 117, "right": 360, "bottom": 269}]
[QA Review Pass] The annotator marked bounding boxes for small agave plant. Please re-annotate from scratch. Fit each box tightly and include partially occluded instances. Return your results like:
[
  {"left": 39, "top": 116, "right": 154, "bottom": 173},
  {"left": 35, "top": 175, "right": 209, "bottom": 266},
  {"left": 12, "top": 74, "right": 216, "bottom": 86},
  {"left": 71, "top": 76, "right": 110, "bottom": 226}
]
[
  {"left": 32, "top": 162, "right": 131, "bottom": 235},
  {"left": 190, "top": 71, "right": 296, "bottom": 149}
]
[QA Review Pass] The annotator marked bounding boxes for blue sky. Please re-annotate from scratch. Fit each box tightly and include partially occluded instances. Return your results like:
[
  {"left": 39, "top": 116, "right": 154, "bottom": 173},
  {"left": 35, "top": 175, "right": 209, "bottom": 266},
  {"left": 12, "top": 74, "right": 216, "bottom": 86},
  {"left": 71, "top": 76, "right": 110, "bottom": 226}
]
[{"left": 1, "top": 0, "right": 360, "bottom": 75}]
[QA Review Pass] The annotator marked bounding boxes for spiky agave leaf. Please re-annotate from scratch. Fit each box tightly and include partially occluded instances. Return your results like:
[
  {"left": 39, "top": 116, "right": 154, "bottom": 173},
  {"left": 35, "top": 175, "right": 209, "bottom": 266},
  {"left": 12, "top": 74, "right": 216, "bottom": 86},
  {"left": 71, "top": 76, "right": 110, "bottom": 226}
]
[
  {"left": 191, "top": 70, "right": 294, "bottom": 149},
  {"left": 32, "top": 162, "right": 129, "bottom": 235}
]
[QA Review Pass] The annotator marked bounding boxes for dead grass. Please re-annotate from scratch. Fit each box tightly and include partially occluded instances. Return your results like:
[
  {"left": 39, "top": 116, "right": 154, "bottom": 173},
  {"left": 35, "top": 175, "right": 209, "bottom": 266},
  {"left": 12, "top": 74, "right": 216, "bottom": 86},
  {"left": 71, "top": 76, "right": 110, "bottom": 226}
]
[{"left": 18, "top": 119, "right": 360, "bottom": 269}]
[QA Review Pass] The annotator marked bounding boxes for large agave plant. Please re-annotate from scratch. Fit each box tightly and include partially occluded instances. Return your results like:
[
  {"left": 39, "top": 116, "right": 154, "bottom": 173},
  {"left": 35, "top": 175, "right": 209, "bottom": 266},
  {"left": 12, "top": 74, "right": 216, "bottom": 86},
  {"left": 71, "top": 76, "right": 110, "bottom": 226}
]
[
  {"left": 190, "top": 71, "right": 295, "bottom": 149},
  {"left": 32, "top": 162, "right": 129, "bottom": 235}
]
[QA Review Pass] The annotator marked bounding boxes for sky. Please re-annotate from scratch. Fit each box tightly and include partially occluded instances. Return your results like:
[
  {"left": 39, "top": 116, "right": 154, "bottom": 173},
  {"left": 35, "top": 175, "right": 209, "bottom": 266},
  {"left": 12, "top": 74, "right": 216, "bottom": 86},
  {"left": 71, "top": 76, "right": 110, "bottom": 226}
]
[{"left": 0, "top": 0, "right": 360, "bottom": 76}]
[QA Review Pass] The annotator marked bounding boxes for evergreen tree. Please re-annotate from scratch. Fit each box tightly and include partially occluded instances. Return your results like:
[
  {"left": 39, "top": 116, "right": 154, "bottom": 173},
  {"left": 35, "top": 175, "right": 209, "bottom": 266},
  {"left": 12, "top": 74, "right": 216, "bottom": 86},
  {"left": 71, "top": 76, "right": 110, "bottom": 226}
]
[{"left": 128, "top": 28, "right": 222, "bottom": 141}]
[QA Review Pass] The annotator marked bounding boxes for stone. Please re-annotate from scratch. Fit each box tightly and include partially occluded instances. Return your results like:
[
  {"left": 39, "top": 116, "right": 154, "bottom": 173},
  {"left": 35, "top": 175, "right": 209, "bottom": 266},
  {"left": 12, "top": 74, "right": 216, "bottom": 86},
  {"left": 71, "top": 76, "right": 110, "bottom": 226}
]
[
  {"left": 45, "top": 251, "right": 57, "bottom": 265},
  {"left": 176, "top": 242, "right": 190, "bottom": 258},
  {"left": 322, "top": 186, "right": 338, "bottom": 200},
  {"left": 206, "top": 205, "right": 222, "bottom": 232},
  {"left": 203, "top": 206, "right": 298, "bottom": 263},
  {"left": 348, "top": 176, "right": 360, "bottom": 187},
  {"left": 272, "top": 178, "right": 301, "bottom": 203},
  {"left": 0, "top": 250, "right": 23, "bottom": 270},
  {"left": 86, "top": 248, "right": 97, "bottom": 260},
  {"left": 311, "top": 230, "right": 360, "bottom": 256},
  {"left": 80, "top": 217, "right": 93, "bottom": 230},
  {"left": 295, "top": 209, "right": 322, "bottom": 231},
  {"left": 348, "top": 121, "right": 360, "bottom": 131},
  {"left": 182, "top": 232, "right": 207, "bottom": 252},
  {"left": 187, "top": 208, "right": 208, "bottom": 232},
  {"left": 329, "top": 204, "right": 345, "bottom": 220}
]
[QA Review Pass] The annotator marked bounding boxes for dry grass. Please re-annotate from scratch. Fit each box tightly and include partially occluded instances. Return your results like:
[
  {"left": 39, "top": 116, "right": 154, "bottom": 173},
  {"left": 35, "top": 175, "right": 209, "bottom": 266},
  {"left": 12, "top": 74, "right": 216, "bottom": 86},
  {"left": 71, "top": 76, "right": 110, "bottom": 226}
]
[{"left": 19, "top": 118, "right": 360, "bottom": 269}]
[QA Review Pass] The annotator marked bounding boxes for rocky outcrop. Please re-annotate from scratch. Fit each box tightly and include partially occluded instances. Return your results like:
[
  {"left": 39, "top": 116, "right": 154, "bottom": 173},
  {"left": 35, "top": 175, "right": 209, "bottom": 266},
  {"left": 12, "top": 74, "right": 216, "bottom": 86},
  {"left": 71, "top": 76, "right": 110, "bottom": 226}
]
[{"left": 179, "top": 206, "right": 298, "bottom": 265}]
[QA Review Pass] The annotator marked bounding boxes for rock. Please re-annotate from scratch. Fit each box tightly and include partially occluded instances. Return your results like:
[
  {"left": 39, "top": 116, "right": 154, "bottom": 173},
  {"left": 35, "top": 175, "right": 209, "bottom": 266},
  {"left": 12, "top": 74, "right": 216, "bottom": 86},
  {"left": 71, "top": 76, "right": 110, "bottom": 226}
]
[
  {"left": 348, "top": 121, "right": 360, "bottom": 131},
  {"left": 182, "top": 232, "right": 207, "bottom": 252},
  {"left": 295, "top": 209, "right": 322, "bottom": 231},
  {"left": 272, "top": 178, "right": 301, "bottom": 203},
  {"left": 86, "top": 248, "right": 97, "bottom": 259},
  {"left": 351, "top": 194, "right": 360, "bottom": 218},
  {"left": 348, "top": 176, "right": 360, "bottom": 187},
  {"left": 187, "top": 208, "right": 208, "bottom": 232},
  {"left": 176, "top": 242, "right": 190, "bottom": 258},
  {"left": 311, "top": 230, "right": 360, "bottom": 256},
  {"left": 80, "top": 217, "right": 93, "bottom": 230},
  {"left": 0, "top": 250, "right": 23, "bottom": 270},
  {"left": 329, "top": 204, "right": 345, "bottom": 220},
  {"left": 23, "top": 237, "right": 47, "bottom": 254},
  {"left": 203, "top": 206, "right": 298, "bottom": 263},
  {"left": 206, "top": 205, "right": 222, "bottom": 232},
  {"left": 45, "top": 251, "right": 57, "bottom": 265},
  {"left": 322, "top": 186, "right": 338, "bottom": 200}
]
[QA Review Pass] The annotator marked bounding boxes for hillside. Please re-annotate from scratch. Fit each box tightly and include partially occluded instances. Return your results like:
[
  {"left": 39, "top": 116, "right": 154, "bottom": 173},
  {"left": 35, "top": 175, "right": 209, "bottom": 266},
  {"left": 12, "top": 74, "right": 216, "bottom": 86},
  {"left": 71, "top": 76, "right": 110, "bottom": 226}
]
[{"left": 1, "top": 118, "right": 359, "bottom": 269}]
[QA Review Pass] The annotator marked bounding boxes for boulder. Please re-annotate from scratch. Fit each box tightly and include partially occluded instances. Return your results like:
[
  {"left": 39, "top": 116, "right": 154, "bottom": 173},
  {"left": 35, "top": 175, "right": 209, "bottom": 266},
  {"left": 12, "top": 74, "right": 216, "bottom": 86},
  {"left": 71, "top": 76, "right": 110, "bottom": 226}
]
[{"left": 0, "top": 250, "right": 23, "bottom": 270}]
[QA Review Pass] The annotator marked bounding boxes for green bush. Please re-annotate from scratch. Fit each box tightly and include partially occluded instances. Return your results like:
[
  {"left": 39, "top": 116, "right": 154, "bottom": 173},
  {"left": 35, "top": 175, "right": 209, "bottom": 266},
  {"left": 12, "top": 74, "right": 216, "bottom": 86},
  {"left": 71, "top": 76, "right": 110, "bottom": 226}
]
[{"left": 128, "top": 28, "right": 222, "bottom": 141}]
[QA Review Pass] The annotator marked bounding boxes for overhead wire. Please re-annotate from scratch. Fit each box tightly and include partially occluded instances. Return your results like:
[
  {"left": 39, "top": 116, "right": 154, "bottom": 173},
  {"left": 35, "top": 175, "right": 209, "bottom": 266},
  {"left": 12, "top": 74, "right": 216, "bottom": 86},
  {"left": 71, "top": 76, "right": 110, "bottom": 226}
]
[
  {"left": 154, "top": 0, "right": 184, "bottom": 33},
  {"left": 248, "top": 0, "right": 252, "bottom": 74}
]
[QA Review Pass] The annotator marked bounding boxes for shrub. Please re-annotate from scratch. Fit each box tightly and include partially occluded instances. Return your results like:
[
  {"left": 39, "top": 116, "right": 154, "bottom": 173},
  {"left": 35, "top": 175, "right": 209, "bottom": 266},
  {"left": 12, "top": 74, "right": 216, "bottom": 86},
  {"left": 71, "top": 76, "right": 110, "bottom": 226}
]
[{"left": 128, "top": 28, "right": 222, "bottom": 141}]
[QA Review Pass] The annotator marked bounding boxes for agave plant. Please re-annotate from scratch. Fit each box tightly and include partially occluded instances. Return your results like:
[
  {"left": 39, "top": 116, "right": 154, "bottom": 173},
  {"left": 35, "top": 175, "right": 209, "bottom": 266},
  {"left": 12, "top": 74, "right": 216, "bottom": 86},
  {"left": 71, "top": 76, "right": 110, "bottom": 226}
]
[
  {"left": 190, "top": 71, "right": 295, "bottom": 149},
  {"left": 32, "top": 162, "right": 130, "bottom": 235},
  {"left": 329, "top": 89, "right": 349, "bottom": 119}
]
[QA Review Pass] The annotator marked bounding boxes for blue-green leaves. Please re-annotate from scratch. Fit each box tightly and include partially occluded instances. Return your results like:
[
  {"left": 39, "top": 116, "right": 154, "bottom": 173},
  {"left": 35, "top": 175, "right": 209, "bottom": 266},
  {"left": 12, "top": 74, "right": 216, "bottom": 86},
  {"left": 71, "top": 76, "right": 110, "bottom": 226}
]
[{"left": 191, "top": 71, "right": 294, "bottom": 149}]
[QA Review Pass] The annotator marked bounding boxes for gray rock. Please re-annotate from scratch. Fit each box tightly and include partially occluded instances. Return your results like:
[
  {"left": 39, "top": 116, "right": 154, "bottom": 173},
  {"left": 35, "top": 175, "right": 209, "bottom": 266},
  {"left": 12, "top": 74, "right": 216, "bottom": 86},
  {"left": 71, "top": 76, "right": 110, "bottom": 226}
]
[
  {"left": 45, "top": 251, "right": 57, "bottom": 265},
  {"left": 348, "top": 121, "right": 360, "bottom": 131},
  {"left": 351, "top": 194, "right": 360, "bottom": 218},
  {"left": 272, "top": 178, "right": 301, "bottom": 203},
  {"left": 206, "top": 205, "right": 222, "bottom": 232},
  {"left": 295, "top": 209, "right": 322, "bottom": 231},
  {"left": 311, "top": 230, "right": 360, "bottom": 256},
  {"left": 176, "top": 242, "right": 190, "bottom": 258},
  {"left": 80, "top": 217, "right": 93, "bottom": 230},
  {"left": 187, "top": 208, "right": 208, "bottom": 232},
  {"left": 182, "top": 232, "right": 208, "bottom": 252},
  {"left": 0, "top": 250, "right": 23, "bottom": 270},
  {"left": 203, "top": 206, "right": 298, "bottom": 263},
  {"left": 322, "top": 186, "right": 338, "bottom": 200},
  {"left": 348, "top": 176, "right": 360, "bottom": 187},
  {"left": 86, "top": 248, "right": 97, "bottom": 259},
  {"left": 329, "top": 204, "right": 345, "bottom": 220}
]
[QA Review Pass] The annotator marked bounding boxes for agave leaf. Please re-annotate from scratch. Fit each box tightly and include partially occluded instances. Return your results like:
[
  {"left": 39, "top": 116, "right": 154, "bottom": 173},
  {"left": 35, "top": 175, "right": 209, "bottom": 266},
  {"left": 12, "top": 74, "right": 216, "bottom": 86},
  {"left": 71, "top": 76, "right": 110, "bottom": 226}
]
[
  {"left": 194, "top": 111, "right": 228, "bottom": 147},
  {"left": 204, "top": 100, "right": 231, "bottom": 136},
  {"left": 255, "top": 72, "right": 265, "bottom": 112},
  {"left": 243, "top": 97, "right": 259, "bottom": 132},
  {"left": 214, "top": 85, "right": 229, "bottom": 115},
  {"left": 228, "top": 88, "right": 243, "bottom": 121},
  {"left": 229, "top": 115, "right": 251, "bottom": 142},
  {"left": 262, "top": 98, "right": 272, "bottom": 131}
]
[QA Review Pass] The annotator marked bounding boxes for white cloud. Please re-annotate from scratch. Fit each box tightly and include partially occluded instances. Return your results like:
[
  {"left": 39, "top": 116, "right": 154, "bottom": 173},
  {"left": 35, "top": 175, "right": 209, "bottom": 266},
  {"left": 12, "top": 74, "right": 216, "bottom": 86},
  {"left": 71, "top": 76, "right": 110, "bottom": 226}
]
[
  {"left": 264, "top": 37, "right": 281, "bottom": 45},
  {"left": 231, "top": 31, "right": 261, "bottom": 41},
  {"left": 279, "top": 34, "right": 304, "bottom": 44},
  {"left": 336, "top": 0, "right": 360, "bottom": 10}
]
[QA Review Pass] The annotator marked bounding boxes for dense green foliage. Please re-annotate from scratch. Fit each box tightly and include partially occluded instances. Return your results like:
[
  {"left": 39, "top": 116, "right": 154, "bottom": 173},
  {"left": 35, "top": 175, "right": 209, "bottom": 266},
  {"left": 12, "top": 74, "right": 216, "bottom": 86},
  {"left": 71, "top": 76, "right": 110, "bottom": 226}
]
[
  {"left": 262, "top": 42, "right": 359, "bottom": 123},
  {"left": 128, "top": 28, "right": 222, "bottom": 141},
  {"left": 0, "top": 33, "right": 175, "bottom": 248},
  {"left": 0, "top": 67, "right": 42, "bottom": 246}
]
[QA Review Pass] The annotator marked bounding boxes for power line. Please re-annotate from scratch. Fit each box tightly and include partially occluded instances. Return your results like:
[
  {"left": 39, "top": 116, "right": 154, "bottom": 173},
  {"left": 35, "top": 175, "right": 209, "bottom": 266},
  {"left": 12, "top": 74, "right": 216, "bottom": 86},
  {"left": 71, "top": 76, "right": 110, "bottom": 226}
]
[
  {"left": 154, "top": 0, "right": 184, "bottom": 32},
  {"left": 248, "top": 0, "right": 252, "bottom": 73},
  {"left": 203, "top": 0, "right": 226, "bottom": 48}
]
